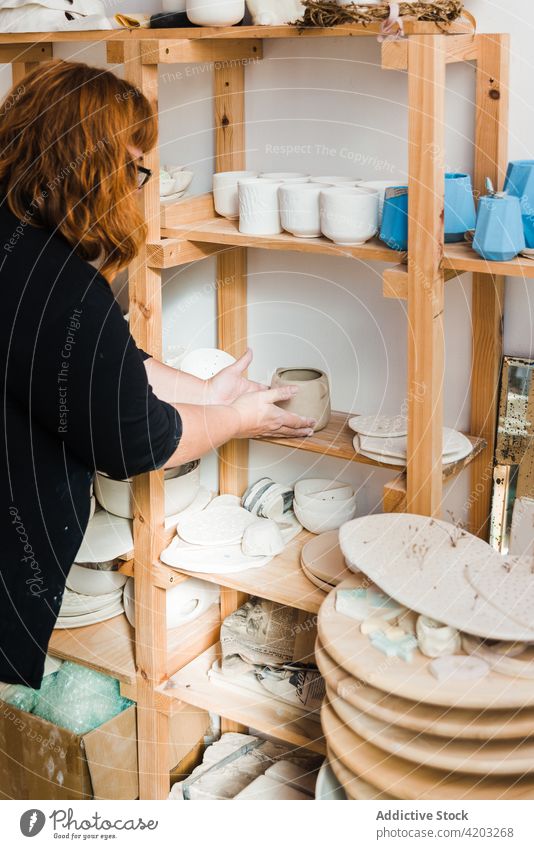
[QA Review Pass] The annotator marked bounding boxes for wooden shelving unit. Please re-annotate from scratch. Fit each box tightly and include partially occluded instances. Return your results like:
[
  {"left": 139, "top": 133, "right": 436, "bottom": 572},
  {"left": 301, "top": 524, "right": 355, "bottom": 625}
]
[{"left": 2, "top": 21, "right": 511, "bottom": 799}]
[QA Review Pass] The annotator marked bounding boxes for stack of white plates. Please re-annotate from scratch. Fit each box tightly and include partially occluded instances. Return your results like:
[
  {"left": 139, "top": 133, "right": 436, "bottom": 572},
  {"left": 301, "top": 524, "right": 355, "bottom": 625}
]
[
  {"left": 349, "top": 415, "right": 472, "bottom": 466},
  {"left": 56, "top": 586, "right": 124, "bottom": 629}
]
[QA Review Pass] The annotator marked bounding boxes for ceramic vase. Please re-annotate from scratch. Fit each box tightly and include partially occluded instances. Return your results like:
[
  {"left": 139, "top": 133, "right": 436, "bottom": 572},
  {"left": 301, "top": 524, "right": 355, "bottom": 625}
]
[
  {"left": 238, "top": 178, "right": 282, "bottom": 235},
  {"left": 213, "top": 170, "right": 257, "bottom": 219},
  {"left": 320, "top": 186, "right": 379, "bottom": 246},
  {"left": 504, "top": 160, "right": 534, "bottom": 248},
  {"left": 186, "top": 0, "right": 244, "bottom": 25},
  {"left": 444, "top": 172, "right": 476, "bottom": 243},
  {"left": 379, "top": 186, "right": 408, "bottom": 251},
  {"left": 472, "top": 194, "right": 525, "bottom": 262},
  {"left": 279, "top": 182, "right": 322, "bottom": 238},
  {"left": 271, "top": 367, "right": 330, "bottom": 432}
]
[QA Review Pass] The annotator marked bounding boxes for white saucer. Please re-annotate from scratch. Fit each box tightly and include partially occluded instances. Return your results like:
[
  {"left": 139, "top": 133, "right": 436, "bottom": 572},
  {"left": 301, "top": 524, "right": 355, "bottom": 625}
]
[
  {"left": 348, "top": 414, "right": 408, "bottom": 438},
  {"left": 160, "top": 535, "right": 272, "bottom": 574},
  {"left": 177, "top": 505, "right": 256, "bottom": 546}
]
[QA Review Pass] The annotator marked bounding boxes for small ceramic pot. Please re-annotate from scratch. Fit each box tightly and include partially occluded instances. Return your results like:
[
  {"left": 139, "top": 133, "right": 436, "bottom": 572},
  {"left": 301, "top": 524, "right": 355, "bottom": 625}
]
[
  {"left": 472, "top": 194, "right": 525, "bottom": 262},
  {"left": 271, "top": 367, "right": 330, "bottom": 432},
  {"left": 294, "top": 478, "right": 355, "bottom": 506},
  {"left": 241, "top": 519, "right": 285, "bottom": 556},
  {"left": 380, "top": 186, "right": 408, "bottom": 251},
  {"left": 238, "top": 178, "right": 282, "bottom": 235},
  {"left": 294, "top": 498, "right": 357, "bottom": 534},
  {"left": 242, "top": 477, "right": 294, "bottom": 520},
  {"left": 279, "top": 182, "right": 322, "bottom": 238},
  {"left": 186, "top": 0, "right": 244, "bottom": 26},
  {"left": 444, "top": 172, "right": 476, "bottom": 243},
  {"left": 213, "top": 170, "right": 257, "bottom": 219},
  {"left": 259, "top": 172, "right": 309, "bottom": 183},
  {"left": 94, "top": 461, "right": 200, "bottom": 520},
  {"left": 504, "top": 160, "right": 534, "bottom": 248},
  {"left": 357, "top": 180, "right": 403, "bottom": 224},
  {"left": 320, "top": 186, "right": 379, "bottom": 246},
  {"left": 310, "top": 176, "right": 361, "bottom": 186}
]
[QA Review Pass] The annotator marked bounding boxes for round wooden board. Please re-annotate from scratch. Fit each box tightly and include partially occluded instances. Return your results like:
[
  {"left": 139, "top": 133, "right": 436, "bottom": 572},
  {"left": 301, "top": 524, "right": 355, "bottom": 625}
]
[
  {"left": 327, "top": 684, "right": 534, "bottom": 777},
  {"left": 300, "top": 561, "right": 334, "bottom": 593},
  {"left": 327, "top": 746, "right": 396, "bottom": 800},
  {"left": 315, "top": 638, "right": 534, "bottom": 740},
  {"left": 300, "top": 531, "right": 353, "bottom": 585},
  {"left": 318, "top": 576, "right": 534, "bottom": 710},
  {"left": 322, "top": 700, "right": 534, "bottom": 800}
]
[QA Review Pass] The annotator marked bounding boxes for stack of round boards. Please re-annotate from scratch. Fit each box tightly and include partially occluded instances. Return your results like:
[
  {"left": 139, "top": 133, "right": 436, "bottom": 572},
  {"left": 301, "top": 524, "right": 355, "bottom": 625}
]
[
  {"left": 316, "top": 575, "right": 534, "bottom": 800},
  {"left": 300, "top": 531, "right": 353, "bottom": 592}
]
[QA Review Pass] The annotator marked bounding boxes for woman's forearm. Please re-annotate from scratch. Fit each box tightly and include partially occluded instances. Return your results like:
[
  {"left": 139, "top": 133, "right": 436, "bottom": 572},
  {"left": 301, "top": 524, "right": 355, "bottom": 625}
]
[
  {"left": 164, "top": 403, "right": 240, "bottom": 467},
  {"left": 144, "top": 357, "right": 209, "bottom": 404}
]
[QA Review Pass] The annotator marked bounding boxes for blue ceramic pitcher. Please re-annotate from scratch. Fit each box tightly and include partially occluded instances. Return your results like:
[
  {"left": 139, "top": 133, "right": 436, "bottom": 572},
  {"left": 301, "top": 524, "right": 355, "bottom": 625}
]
[
  {"left": 472, "top": 194, "right": 525, "bottom": 262},
  {"left": 503, "top": 160, "right": 534, "bottom": 247},
  {"left": 380, "top": 186, "right": 408, "bottom": 251},
  {"left": 444, "top": 173, "right": 476, "bottom": 242}
]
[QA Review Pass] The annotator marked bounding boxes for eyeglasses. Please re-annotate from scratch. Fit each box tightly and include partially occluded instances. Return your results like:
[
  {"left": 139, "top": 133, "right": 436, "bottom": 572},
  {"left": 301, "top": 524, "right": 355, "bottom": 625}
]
[{"left": 136, "top": 165, "right": 152, "bottom": 188}]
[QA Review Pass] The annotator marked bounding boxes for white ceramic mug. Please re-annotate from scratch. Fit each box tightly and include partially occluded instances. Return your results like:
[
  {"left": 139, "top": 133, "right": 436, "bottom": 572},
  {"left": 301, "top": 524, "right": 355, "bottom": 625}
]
[
  {"left": 320, "top": 186, "right": 379, "bottom": 246},
  {"left": 186, "top": 0, "right": 244, "bottom": 25},
  {"left": 260, "top": 172, "right": 310, "bottom": 183},
  {"left": 279, "top": 182, "right": 322, "bottom": 238},
  {"left": 213, "top": 170, "right": 257, "bottom": 219},
  {"left": 310, "top": 176, "right": 361, "bottom": 186},
  {"left": 238, "top": 178, "right": 282, "bottom": 235},
  {"left": 358, "top": 180, "right": 403, "bottom": 223}
]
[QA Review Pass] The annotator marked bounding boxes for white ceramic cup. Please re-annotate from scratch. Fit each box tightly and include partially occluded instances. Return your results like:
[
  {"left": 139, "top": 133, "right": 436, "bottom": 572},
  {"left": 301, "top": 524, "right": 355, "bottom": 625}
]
[
  {"left": 358, "top": 180, "right": 404, "bottom": 223},
  {"left": 279, "top": 182, "right": 323, "bottom": 238},
  {"left": 259, "top": 172, "right": 310, "bottom": 183},
  {"left": 238, "top": 178, "right": 282, "bottom": 235},
  {"left": 310, "top": 176, "right": 361, "bottom": 186},
  {"left": 213, "top": 170, "right": 257, "bottom": 219},
  {"left": 186, "top": 0, "right": 244, "bottom": 26},
  {"left": 320, "top": 186, "right": 379, "bottom": 246}
]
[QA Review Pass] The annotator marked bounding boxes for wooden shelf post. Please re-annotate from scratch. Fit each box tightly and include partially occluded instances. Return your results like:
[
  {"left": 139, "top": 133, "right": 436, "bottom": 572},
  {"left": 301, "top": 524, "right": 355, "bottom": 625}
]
[
  {"left": 469, "top": 34, "right": 509, "bottom": 538},
  {"left": 406, "top": 35, "right": 447, "bottom": 516}
]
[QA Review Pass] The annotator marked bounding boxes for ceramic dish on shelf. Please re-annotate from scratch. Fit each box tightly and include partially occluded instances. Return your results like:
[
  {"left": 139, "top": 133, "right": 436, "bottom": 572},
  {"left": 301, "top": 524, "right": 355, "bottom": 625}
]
[
  {"left": 66, "top": 563, "right": 127, "bottom": 596},
  {"left": 300, "top": 530, "right": 354, "bottom": 585},
  {"left": 59, "top": 587, "right": 123, "bottom": 616},
  {"left": 300, "top": 560, "right": 336, "bottom": 593},
  {"left": 294, "top": 497, "right": 357, "bottom": 535},
  {"left": 95, "top": 461, "right": 200, "bottom": 520},
  {"left": 294, "top": 478, "right": 355, "bottom": 504},
  {"left": 75, "top": 510, "right": 133, "bottom": 563},
  {"left": 54, "top": 603, "right": 124, "bottom": 629},
  {"left": 164, "top": 486, "right": 213, "bottom": 530},
  {"left": 177, "top": 505, "right": 257, "bottom": 546},
  {"left": 160, "top": 189, "right": 189, "bottom": 205},
  {"left": 123, "top": 576, "right": 219, "bottom": 630},
  {"left": 179, "top": 347, "right": 236, "bottom": 379},
  {"left": 339, "top": 514, "right": 534, "bottom": 642},
  {"left": 348, "top": 413, "right": 408, "bottom": 438},
  {"left": 160, "top": 535, "right": 272, "bottom": 574}
]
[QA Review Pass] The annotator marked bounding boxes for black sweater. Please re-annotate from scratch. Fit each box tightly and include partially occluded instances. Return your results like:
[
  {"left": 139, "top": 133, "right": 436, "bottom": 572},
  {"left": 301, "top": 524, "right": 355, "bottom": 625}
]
[{"left": 0, "top": 200, "right": 182, "bottom": 688}]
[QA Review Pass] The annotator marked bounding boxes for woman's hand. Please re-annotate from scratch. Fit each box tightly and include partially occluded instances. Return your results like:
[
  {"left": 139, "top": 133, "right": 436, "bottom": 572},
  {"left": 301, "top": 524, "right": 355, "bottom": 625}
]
[
  {"left": 207, "top": 348, "right": 267, "bottom": 405},
  {"left": 231, "top": 386, "right": 316, "bottom": 438}
]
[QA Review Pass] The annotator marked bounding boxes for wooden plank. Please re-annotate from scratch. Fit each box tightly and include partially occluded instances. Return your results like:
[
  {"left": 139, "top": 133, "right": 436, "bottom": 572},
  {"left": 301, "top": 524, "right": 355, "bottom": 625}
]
[
  {"left": 381, "top": 33, "right": 477, "bottom": 71},
  {"left": 139, "top": 38, "right": 262, "bottom": 65},
  {"left": 1, "top": 43, "right": 51, "bottom": 65},
  {"left": 161, "top": 193, "right": 215, "bottom": 229},
  {"left": 147, "top": 237, "right": 219, "bottom": 268},
  {"left": 383, "top": 264, "right": 459, "bottom": 300},
  {"left": 469, "top": 34, "right": 509, "bottom": 539},
  {"left": 0, "top": 22, "right": 474, "bottom": 46},
  {"left": 161, "top": 645, "right": 326, "bottom": 753},
  {"left": 443, "top": 242, "right": 534, "bottom": 278},
  {"left": 163, "top": 216, "right": 404, "bottom": 264},
  {"left": 406, "top": 34, "right": 446, "bottom": 517}
]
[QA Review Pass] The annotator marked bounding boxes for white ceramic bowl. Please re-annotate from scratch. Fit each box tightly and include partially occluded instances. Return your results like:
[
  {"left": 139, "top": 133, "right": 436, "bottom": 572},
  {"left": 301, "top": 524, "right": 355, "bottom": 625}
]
[
  {"left": 66, "top": 563, "right": 127, "bottom": 596},
  {"left": 213, "top": 170, "right": 257, "bottom": 219},
  {"left": 279, "top": 182, "right": 322, "bottom": 238},
  {"left": 159, "top": 171, "right": 175, "bottom": 197},
  {"left": 294, "top": 478, "right": 355, "bottom": 502},
  {"left": 171, "top": 170, "right": 194, "bottom": 194},
  {"left": 94, "top": 463, "right": 200, "bottom": 520},
  {"left": 186, "top": 0, "right": 244, "bottom": 26},
  {"left": 358, "top": 180, "right": 404, "bottom": 223},
  {"left": 310, "top": 176, "right": 361, "bottom": 186},
  {"left": 294, "top": 498, "right": 357, "bottom": 534},
  {"left": 180, "top": 347, "right": 236, "bottom": 378},
  {"left": 260, "top": 172, "right": 310, "bottom": 183},
  {"left": 320, "top": 186, "right": 379, "bottom": 246},
  {"left": 238, "top": 178, "right": 282, "bottom": 235},
  {"left": 123, "top": 576, "right": 219, "bottom": 630}
]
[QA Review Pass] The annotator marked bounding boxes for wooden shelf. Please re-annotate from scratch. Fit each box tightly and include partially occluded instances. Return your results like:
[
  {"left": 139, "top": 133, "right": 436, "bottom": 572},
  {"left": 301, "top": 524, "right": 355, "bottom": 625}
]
[
  {"left": 160, "top": 644, "right": 326, "bottom": 754},
  {"left": 0, "top": 22, "right": 473, "bottom": 46},
  {"left": 47, "top": 605, "right": 220, "bottom": 690},
  {"left": 443, "top": 242, "right": 534, "bottom": 280},
  {"left": 158, "top": 530, "right": 326, "bottom": 614}
]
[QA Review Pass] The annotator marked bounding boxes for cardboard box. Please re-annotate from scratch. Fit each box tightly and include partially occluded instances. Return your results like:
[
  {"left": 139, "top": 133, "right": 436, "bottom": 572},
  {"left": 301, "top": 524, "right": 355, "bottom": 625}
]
[{"left": 0, "top": 698, "right": 210, "bottom": 800}]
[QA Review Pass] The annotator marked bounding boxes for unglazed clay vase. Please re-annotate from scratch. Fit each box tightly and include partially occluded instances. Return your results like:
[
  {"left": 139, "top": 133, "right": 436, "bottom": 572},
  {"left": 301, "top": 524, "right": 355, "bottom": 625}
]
[
  {"left": 271, "top": 367, "right": 330, "bottom": 432},
  {"left": 213, "top": 170, "right": 257, "bottom": 219},
  {"left": 238, "top": 178, "right": 282, "bottom": 235},
  {"left": 279, "top": 182, "right": 322, "bottom": 238},
  {"left": 320, "top": 186, "right": 379, "bottom": 246},
  {"left": 186, "top": 0, "right": 244, "bottom": 26}
]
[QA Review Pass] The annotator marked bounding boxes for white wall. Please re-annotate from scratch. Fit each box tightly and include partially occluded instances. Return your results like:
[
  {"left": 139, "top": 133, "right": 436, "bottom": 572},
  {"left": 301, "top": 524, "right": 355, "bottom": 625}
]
[{"left": 4, "top": 0, "right": 533, "bottom": 520}]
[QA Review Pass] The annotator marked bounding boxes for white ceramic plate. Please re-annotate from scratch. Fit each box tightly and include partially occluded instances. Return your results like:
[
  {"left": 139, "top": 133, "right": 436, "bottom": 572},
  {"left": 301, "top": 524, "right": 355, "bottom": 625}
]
[
  {"left": 300, "top": 530, "right": 353, "bottom": 584},
  {"left": 348, "top": 414, "right": 408, "bottom": 438},
  {"left": 179, "top": 348, "right": 236, "bottom": 379},
  {"left": 75, "top": 510, "right": 133, "bottom": 562},
  {"left": 54, "top": 603, "right": 124, "bottom": 629},
  {"left": 466, "top": 552, "right": 534, "bottom": 630},
  {"left": 66, "top": 564, "right": 127, "bottom": 596},
  {"left": 177, "top": 505, "right": 257, "bottom": 546},
  {"left": 160, "top": 535, "right": 272, "bottom": 574},
  {"left": 164, "top": 486, "right": 213, "bottom": 530},
  {"left": 339, "top": 514, "right": 534, "bottom": 641},
  {"left": 315, "top": 760, "right": 348, "bottom": 800}
]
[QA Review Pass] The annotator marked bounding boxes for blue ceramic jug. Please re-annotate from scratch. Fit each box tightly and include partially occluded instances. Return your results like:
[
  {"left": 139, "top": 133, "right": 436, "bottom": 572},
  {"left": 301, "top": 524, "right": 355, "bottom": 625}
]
[
  {"left": 444, "top": 173, "right": 476, "bottom": 242},
  {"left": 503, "top": 160, "right": 534, "bottom": 247},
  {"left": 380, "top": 186, "right": 408, "bottom": 251},
  {"left": 472, "top": 194, "right": 525, "bottom": 262}
]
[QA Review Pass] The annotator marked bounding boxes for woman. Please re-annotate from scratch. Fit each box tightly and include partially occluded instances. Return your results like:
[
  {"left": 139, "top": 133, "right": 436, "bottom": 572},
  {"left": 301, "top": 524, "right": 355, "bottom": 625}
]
[{"left": 0, "top": 60, "right": 314, "bottom": 689}]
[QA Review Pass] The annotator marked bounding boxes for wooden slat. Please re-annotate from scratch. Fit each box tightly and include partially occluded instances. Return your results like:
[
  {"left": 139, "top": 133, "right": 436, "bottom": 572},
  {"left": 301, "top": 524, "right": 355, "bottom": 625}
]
[
  {"left": 443, "top": 242, "right": 534, "bottom": 278},
  {"left": 161, "top": 193, "right": 215, "bottom": 230},
  {"left": 140, "top": 38, "right": 262, "bottom": 64},
  {"left": 469, "top": 34, "right": 509, "bottom": 539},
  {"left": 383, "top": 264, "right": 460, "bottom": 299},
  {"left": 160, "top": 645, "right": 326, "bottom": 753},
  {"left": 147, "top": 237, "right": 219, "bottom": 268},
  {"left": 406, "top": 35, "right": 446, "bottom": 517},
  {"left": 1, "top": 42, "right": 51, "bottom": 66},
  {"left": 381, "top": 33, "right": 477, "bottom": 71}
]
